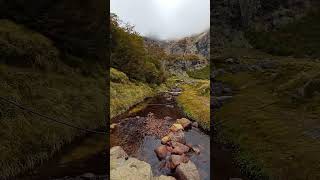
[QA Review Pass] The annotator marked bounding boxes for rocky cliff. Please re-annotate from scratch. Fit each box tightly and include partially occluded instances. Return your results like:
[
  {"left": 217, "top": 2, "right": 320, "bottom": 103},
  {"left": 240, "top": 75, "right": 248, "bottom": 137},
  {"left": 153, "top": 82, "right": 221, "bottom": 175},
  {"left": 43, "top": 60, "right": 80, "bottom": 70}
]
[
  {"left": 144, "top": 31, "right": 209, "bottom": 76},
  {"left": 211, "top": 0, "right": 317, "bottom": 54}
]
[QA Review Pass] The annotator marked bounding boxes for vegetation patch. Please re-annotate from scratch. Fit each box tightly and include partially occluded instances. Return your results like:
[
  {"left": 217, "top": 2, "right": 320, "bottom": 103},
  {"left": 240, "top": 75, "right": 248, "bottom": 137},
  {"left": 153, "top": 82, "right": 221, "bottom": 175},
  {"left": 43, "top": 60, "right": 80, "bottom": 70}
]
[
  {"left": 187, "top": 65, "right": 210, "bottom": 80},
  {"left": 177, "top": 80, "right": 210, "bottom": 131},
  {"left": 110, "top": 68, "right": 155, "bottom": 119}
]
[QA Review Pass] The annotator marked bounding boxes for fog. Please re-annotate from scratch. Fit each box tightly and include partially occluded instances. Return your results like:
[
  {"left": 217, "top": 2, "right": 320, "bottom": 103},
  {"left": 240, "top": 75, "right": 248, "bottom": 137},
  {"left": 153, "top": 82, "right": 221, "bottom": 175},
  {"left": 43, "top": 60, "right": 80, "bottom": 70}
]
[{"left": 111, "top": 0, "right": 210, "bottom": 40}]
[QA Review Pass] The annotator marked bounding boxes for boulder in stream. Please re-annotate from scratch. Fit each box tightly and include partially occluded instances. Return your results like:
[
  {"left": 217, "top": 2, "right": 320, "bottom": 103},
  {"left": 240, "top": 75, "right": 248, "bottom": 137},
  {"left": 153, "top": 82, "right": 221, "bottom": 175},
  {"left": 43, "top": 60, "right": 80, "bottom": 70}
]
[
  {"left": 110, "top": 146, "right": 129, "bottom": 169},
  {"left": 154, "top": 145, "right": 170, "bottom": 160},
  {"left": 169, "top": 124, "right": 184, "bottom": 132},
  {"left": 161, "top": 135, "right": 171, "bottom": 144},
  {"left": 168, "top": 130, "right": 186, "bottom": 144},
  {"left": 171, "top": 141, "right": 190, "bottom": 155},
  {"left": 110, "top": 157, "right": 153, "bottom": 180},
  {"left": 176, "top": 118, "right": 192, "bottom": 129},
  {"left": 110, "top": 146, "right": 153, "bottom": 180},
  {"left": 169, "top": 154, "right": 189, "bottom": 169},
  {"left": 175, "top": 161, "right": 200, "bottom": 180}
]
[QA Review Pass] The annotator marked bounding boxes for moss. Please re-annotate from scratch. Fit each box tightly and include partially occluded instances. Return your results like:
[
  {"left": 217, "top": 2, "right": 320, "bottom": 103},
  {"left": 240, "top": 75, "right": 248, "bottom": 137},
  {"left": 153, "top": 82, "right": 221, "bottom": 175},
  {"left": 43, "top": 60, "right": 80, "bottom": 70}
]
[{"left": 177, "top": 80, "right": 210, "bottom": 131}]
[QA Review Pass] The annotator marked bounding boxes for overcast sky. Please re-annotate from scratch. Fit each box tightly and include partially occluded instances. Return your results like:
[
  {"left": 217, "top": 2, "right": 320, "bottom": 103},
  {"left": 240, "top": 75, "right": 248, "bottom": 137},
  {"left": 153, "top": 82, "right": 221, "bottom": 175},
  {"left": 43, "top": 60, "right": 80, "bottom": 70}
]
[{"left": 110, "top": 0, "right": 210, "bottom": 40}]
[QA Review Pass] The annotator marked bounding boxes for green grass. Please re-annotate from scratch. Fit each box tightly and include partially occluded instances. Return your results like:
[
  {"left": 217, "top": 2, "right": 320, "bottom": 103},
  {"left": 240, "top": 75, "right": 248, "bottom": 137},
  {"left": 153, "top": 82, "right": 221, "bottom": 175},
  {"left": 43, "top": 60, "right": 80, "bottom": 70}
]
[
  {"left": 110, "top": 68, "right": 156, "bottom": 119},
  {"left": 215, "top": 50, "right": 320, "bottom": 179},
  {"left": 245, "top": 9, "right": 320, "bottom": 58},
  {"left": 0, "top": 65, "right": 105, "bottom": 179},
  {"left": 177, "top": 79, "right": 210, "bottom": 131},
  {"left": 187, "top": 65, "right": 210, "bottom": 79}
]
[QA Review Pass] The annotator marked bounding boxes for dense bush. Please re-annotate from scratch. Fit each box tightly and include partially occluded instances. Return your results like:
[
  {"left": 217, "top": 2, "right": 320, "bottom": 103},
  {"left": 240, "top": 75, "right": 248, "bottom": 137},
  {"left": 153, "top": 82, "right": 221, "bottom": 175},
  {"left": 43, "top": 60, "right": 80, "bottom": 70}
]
[{"left": 110, "top": 13, "right": 166, "bottom": 84}]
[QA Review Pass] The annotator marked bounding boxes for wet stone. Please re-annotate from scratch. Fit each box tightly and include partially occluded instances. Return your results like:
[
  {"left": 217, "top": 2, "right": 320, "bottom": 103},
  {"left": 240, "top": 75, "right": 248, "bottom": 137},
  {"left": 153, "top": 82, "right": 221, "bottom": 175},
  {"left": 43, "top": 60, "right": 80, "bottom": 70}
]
[
  {"left": 171, "top": 142, "right": 190, "bottom": 155},
  {"left": 155, "top": 145, "right": 170, "bottom": 160}
]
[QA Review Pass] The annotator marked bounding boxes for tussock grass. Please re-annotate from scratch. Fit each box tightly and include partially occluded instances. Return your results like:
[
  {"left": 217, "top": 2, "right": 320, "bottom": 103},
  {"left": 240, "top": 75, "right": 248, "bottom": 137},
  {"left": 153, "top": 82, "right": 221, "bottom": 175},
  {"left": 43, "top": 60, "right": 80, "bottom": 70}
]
[
  {"left": 177, "top": 80, "right": 210, "bottom": 131},
  {"left": 0, "top": 65, "right": 105, "bottom": 179}
]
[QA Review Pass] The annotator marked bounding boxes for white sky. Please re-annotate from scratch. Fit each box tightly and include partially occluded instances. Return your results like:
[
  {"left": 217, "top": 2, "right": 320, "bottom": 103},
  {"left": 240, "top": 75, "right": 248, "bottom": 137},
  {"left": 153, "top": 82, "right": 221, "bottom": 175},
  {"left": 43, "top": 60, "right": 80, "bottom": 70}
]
[{"left": 110, "top": 0, "right": 210, "bottom": 40}]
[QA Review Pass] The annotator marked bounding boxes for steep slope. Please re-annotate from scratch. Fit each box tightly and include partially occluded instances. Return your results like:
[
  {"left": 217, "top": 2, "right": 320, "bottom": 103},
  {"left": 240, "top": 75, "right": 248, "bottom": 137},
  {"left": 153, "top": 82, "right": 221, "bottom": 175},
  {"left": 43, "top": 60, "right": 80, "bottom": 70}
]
[
  {"left": 144, "top": 31, "right": 210, "bottom": 77},
  {"left": 145, "top": 30, "right": 210, "bottom": 59}
]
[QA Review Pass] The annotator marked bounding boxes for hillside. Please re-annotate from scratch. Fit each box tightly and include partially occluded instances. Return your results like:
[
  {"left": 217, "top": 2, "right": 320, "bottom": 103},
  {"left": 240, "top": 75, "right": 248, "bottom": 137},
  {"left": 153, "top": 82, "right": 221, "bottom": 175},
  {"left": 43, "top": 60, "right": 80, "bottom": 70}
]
[
  {"left": 212, "top": 0, "right": 320, "bottom": 179},
  {"left": 0, "top": 19, "right": 106, "bottom": 179}
]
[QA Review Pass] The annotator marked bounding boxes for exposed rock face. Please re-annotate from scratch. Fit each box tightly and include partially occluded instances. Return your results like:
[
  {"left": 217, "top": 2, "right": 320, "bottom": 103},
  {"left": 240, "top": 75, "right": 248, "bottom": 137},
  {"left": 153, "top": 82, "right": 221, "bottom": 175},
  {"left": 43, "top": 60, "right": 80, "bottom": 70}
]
[
  {"left": 144, "top": 31, "right": 209, "bottom": 76},
  {"left": 144, "top": 31, "right": 209, "bottom": 59},
  {"left": 162, "top": 59, "right": 208, "bottom": 76}
]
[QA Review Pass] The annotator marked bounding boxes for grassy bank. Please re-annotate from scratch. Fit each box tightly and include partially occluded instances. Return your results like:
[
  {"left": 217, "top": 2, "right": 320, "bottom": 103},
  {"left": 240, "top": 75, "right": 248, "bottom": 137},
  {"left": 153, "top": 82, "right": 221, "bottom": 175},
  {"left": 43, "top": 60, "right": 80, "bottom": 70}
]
[
  {"left": 177, "top": 79, "right": 210, "bottom": 131},
  {"left": 0, "top": 20, "right": 105, "bottom": 179},
  {"left": 110, "top": 68, "right": 156, "bottom": 119},
  {"left": 215, "top": 49, "right": 320, "bottom": 179}
]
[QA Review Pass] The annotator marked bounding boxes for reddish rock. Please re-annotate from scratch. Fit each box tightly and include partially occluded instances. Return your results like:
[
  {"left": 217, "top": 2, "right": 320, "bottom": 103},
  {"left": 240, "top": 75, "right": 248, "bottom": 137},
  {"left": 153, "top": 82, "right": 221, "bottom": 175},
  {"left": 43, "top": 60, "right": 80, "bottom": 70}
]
[
  {"left": 155, "top": 145, "right": 169, "bottom": 160},
  {"left": 171, "top": 142, "right": 190, "bottom": 155},
  {"left": 166, "top": 146, "right": 174, "bottom": 153},
  {"left": 169, "top": 154, "right": 189, "bottom": 169}
]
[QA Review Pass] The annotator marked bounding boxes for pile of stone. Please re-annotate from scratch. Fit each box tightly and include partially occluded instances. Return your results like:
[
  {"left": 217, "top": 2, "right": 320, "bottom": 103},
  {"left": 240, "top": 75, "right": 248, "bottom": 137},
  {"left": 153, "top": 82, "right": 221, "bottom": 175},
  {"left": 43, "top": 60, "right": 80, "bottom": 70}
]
[{"left": 154, "top": 118, "right": 201, "bottom": 180}]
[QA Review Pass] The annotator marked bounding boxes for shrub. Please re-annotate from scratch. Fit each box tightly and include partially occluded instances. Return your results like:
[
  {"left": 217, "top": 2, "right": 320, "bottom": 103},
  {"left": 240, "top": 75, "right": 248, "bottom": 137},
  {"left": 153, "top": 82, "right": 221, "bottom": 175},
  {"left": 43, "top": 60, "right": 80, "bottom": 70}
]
[{"left": 110, "top": 13, "right": 166, "bottom": 84}]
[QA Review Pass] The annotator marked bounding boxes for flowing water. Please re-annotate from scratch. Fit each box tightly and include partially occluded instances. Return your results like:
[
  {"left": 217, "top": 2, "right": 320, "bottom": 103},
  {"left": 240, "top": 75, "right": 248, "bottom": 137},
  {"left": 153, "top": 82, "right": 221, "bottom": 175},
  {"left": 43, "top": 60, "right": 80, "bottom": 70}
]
[{"left": 110, "top": 93, "right": 211, "bottom": 180}]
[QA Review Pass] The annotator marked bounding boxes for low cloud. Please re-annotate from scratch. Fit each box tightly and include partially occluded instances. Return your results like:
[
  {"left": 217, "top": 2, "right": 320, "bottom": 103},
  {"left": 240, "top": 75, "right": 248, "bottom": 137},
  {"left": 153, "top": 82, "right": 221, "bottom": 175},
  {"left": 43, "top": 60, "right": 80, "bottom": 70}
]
[{"left": 111, "top": 0, "right": 210, "bottom": 40}]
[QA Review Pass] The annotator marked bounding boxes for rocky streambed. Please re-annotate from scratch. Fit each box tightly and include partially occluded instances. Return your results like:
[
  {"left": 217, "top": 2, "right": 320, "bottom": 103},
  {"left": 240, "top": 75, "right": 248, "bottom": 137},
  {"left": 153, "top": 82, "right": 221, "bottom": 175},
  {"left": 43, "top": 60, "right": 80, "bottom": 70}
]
[{"left": 110, "top": 89, "right": 210, "bottom": 180}]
